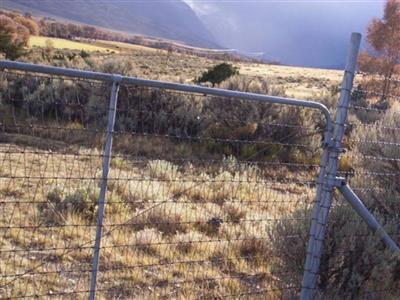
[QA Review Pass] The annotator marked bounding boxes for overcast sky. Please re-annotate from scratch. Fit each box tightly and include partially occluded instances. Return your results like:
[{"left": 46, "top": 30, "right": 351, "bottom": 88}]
[{"left": 184, "top": 0, "right": 384, "bottom": 68}]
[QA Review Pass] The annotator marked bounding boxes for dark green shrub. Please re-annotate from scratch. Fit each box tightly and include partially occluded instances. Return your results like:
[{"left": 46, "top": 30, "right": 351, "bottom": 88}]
[
  {"left": 63, "top": 190, "right": 94, "bottom": 214},
  {"left": 196, "top": 63, "right": 239, "bottom": 87},
  {"left": 67, "top": 52, "right": 77, "bottom": 61},
  {"left": 80, "top": 50, "right": 90, "bottom": 58},
  {"left": 38, "top": 188, "right": 97, "bottom": 224},
  {"left": 0, "top": 33, "right": 27, "bottom": 60}
]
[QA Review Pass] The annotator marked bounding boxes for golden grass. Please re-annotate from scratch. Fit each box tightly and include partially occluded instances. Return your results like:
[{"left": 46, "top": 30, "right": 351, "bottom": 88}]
[
  {"left": 26, "top": 36, "right": 344, "bottom": 100},
  {"left": 93, "top": 39, "right": 165, "bottom": 54},
  {"left": 29, "top": 36, "right": 116, "bottom": 52},
  {"left": 238, "top": 63, "right": 343, "bottom": 99},
  {"left": 0, "top": 138, "right": 315, "bottom": 298},
  {"left": 239, "top": 63, "right": 343, "bottom": 82}
]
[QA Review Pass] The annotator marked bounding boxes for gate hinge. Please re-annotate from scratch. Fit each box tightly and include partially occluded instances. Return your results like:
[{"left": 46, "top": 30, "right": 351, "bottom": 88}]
[
  {"left": 323, "top": 139, "right": 347, "bottom": 154},
  {"left": 333, "top": 177, "right": 347, "bottom": 187}
]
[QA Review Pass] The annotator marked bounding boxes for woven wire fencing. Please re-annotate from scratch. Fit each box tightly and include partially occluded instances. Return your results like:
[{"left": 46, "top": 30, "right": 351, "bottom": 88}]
[
  {"left": 0, "top": 68, "right": 328, "bottom": 298},
  {"left": 0, "top": 70, "right": 110, "bottom": 298},
  {"left": 315, "top": 72, "right": 400, "bottom": 298}
]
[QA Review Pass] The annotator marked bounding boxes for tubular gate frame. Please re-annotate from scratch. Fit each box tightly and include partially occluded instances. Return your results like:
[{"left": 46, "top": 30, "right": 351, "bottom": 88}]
[{"left": 0, "top": 59, "right": 332, "bottom": 299}]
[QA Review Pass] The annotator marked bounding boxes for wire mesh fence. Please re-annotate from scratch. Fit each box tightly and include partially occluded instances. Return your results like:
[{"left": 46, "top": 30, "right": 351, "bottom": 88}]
[
  {"left": 99, "top": 84, "right": 327, "bottom": 299},
  {"left": 0, "top": 70, "right": 110, "bottom": 298},
  {"left": 0, "top": 67, "right": 328, "bottom": 299},
  {"left": 314, "top": 71, "right": 400, "bottom": 298},
  {"left": 1, "top": 34, "right": 399, "bottom": 299}
]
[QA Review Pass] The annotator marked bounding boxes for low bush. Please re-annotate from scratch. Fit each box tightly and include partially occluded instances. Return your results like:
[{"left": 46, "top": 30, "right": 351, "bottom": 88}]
[
  {"left": 38, "top": 188, "right": 97, "bottom": 224},
  {"left": 269, "top": 104, "right": 400, "bottom": 296},
  {"left": 196, "top": 63, "right": 239, "bottom": 87},
  {"left": 130, "top": 205, "right": 187, "bottom": 236},
  {"left": 98, "top": 56, "right": 134, "bottom": 75},
  {"left": 269, "top": 204, "right": 399, "bottom": 298},
  {"left": 351, "top": 102, "right": 400, "bottom": 210},
  {"left": 80, "top": 50, "right": 90, "bottom": 59},
  {"left": 1, "top": 61, "right": 324, "bottom": 165}
]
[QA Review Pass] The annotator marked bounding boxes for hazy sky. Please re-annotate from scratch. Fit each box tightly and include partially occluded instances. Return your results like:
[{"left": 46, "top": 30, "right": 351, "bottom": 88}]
[{"left": 184, "top": 0, "right": 384, "bottom": 68}]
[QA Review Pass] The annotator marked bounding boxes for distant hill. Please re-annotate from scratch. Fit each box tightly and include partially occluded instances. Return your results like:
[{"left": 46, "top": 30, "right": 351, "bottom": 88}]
[{"left": 2, "top": 0, "right": 219, "bottom": 49}]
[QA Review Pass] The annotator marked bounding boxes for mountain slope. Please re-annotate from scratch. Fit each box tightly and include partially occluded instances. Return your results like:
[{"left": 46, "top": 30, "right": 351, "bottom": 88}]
[{"left": 2, "top": 0, "right": 219, "bottom": 48}]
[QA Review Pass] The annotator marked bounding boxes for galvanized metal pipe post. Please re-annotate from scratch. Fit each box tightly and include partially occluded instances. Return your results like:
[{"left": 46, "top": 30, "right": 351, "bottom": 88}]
[
  {"left": 301, "top": 32, "right": 361, "bottom": 300},
  {"left": 89, "top": 76, "right": 121, "bottom": 300}
]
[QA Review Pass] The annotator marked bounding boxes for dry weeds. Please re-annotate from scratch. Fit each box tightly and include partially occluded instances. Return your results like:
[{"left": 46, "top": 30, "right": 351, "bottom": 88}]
[{"left": 0, "top": 138, "right": 315, "bottom": 298}]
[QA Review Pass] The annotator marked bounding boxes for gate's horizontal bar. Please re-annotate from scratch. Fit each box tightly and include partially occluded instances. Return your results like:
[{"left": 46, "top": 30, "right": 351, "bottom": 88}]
[
  {"left": 1, "top": 60, "right": 118, "bottom": 82},
  {"left": 339, "top": 183, "right": 400, "bottom": 253},
  {"left": 0, "top": 60, "right": 333, "bottom": 131}
]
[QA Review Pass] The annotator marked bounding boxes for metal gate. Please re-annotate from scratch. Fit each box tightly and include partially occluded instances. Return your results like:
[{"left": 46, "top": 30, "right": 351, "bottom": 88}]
[{"left": 0, "top": 33, "right": 398, "bottom": 299}]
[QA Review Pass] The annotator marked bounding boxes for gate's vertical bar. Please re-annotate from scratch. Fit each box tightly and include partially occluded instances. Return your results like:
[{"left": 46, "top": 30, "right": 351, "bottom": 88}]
[
  {"left": 301, "top": 32, "right": 361, "bottom": 299},
  {"left": 89, "top": 75, "right": 122, "bottom": 300}
]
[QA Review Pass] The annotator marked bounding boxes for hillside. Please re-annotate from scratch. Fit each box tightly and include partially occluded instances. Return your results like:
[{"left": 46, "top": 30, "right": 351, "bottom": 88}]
[
  {"left": 25, "top": 35, "right": 343, "bottom": 99},
  {"left": 2, "top": 0, "right": 219, "bottom": 49}
]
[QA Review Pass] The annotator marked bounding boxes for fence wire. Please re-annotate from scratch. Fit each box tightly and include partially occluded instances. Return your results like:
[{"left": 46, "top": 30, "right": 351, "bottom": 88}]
[
  {"left": 319, "top": 72, "right": 400, "bottom": 298},
  {"left": 0, "top": 69, "right": 326, "bottom": 299},
  {"left": 0, "top": 71, "right": 109, "bottom": 299}
]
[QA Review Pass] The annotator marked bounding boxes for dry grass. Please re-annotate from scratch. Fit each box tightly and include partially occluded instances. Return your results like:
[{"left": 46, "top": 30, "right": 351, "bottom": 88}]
[
  {"left": 29, "top": 33, "right": 343, "bottom": 99},
  {"left": 0, "top": 137, "right": 315, "bottom": 298},
  {"left": 26, "top": 35, "right": 343, "bottom": 99},
  {"left": 93, "top": 39, "right": 165, "bottom": 54},
  {"left": 29, "top": 36, "right": 116, "bottom": 52},
  {"left": 238, "top": 63, "right": 343, "bottom": 99}
]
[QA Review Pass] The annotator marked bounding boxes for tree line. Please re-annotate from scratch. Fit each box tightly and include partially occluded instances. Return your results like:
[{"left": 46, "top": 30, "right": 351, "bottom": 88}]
[{"left": 0, "top": 10, "right": 39, "bottom": 60}]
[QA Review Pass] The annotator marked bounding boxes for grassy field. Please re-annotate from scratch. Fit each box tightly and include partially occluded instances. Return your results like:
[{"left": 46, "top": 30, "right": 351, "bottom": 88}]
[
  {"left": 29, "top": 36, "right": 116, "bottom": 52},
  {"left": 0, "top": 136, "right": 315, "bottom": 298},
  {"left": 27, "top": 36, "right": 343, "bottom": 100},
  {"left": 238, "top": 63, "right": 343, "bottom": 99},
  {"left": 93, "top": 39, "right": 165, "bottom": 53}
]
